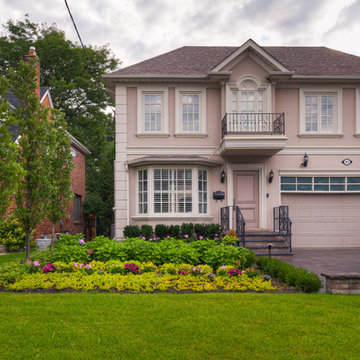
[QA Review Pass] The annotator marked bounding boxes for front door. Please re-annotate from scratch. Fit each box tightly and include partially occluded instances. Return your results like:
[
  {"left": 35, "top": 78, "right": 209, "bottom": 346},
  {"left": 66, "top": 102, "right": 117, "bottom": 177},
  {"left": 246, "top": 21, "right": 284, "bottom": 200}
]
[{"left": 233, "top": 170, "right": 259, "bottom": 228}]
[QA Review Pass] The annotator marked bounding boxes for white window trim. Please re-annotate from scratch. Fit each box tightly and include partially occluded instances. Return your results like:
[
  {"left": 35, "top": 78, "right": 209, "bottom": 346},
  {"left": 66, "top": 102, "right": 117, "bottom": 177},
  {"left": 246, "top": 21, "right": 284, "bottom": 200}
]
[
  {"left": 135, "top": 166, "right": 210, "bottom": 218},
  {"left": 225, "top": 74, "right": 272, "bottom": 113},
  {"left": 299, "top": 87, "right": 343, "bottom": 136},
  {"left": 355, "top": 87, "right": 360, "bottom": 137},
  {"left": 137, "top": 86, "right": 168, "bottom": 135},
  {"left": 175, "top": 87, "right": 206, "bottom": 136}
]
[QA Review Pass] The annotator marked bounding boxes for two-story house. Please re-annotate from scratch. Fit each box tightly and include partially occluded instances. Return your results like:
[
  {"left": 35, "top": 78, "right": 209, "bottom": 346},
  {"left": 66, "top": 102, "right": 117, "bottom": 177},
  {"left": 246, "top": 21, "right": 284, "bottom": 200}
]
[{"left": 104, "top": 39, "right": 360, "bottom": 249}]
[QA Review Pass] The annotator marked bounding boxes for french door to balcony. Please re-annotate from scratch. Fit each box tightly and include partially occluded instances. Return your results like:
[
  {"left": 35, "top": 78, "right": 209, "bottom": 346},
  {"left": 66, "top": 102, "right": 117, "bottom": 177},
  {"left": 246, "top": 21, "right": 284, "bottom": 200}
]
[{"left": 230, "top": 90, "right": 267, "bottom": 132}]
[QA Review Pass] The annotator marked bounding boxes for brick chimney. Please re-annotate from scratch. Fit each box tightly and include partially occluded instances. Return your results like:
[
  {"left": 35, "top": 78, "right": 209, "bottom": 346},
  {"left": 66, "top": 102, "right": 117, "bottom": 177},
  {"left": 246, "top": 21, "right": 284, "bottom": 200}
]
[{"left": 24, "top": 46, "right": 40, "bottom": 99}]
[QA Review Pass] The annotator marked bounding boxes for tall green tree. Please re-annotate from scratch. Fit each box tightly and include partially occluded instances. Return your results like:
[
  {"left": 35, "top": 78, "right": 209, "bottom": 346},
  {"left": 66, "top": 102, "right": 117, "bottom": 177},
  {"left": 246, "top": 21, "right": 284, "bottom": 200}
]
[
  {"left": 7, "top": 57, "right": 72, "bottom": 258},
  {"left": 45, "top": 125, "right": 74, "bottom": 250},
  {"left": 0, "top": 15, "right": 120, "bottom": 236},
  {"left": 0, "top": 79, "right": 21, "bottom": 217}
]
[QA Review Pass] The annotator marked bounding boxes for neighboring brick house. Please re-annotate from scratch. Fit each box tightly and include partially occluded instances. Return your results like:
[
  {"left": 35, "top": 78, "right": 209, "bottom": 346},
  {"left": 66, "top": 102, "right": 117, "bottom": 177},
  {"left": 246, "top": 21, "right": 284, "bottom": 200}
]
[
  {"left": 4, "top": 47, "right": 90, "bottom": 239},
  {"left": 104, "top": 39, "right": 360, "bottom": 249}
]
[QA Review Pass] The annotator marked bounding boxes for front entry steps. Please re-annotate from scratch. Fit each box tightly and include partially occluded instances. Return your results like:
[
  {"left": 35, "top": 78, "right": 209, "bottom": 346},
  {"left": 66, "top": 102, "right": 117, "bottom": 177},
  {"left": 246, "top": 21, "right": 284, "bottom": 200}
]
[{"left": 242, "top": 229, "right": 294, "bottom": 256}]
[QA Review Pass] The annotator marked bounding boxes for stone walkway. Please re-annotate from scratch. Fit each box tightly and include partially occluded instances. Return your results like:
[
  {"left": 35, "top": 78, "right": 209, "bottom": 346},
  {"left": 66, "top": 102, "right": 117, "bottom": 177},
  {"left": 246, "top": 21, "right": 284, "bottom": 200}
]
[{"left": 280, "top": 248, "right": 360, "bottom": 292}]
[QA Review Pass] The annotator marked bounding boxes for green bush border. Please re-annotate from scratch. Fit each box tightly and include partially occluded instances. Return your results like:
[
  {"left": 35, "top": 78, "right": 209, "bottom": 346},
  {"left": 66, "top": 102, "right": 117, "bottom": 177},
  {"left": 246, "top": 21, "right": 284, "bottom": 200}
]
[{"left": 256, "top": 256, "right": 322, "bottom": 293}]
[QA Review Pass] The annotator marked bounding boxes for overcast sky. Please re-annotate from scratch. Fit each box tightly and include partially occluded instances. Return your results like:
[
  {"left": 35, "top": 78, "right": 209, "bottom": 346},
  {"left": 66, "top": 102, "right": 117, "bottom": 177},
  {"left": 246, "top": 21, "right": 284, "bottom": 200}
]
[{"left": 1, "top": 0, "right": 360, "bottom": 69}]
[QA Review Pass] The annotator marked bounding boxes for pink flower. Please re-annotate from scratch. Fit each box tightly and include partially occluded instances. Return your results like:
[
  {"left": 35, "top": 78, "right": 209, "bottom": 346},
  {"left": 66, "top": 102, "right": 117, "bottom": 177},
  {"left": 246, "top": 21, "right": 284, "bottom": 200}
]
[
  {"left": 73, "top": 263, "right": 78, "bottom": 267},
  {"left": 86, "top": 264, "right": 92, "bottom": 269},
  {"left": 199, "top": 236, "right": 203, "bottom": 240},
  {"left": 167, "top": 235, "right": 170, "bottom": 239},
  {"left": 142, "top": 237, "right": 146, "bottom": 240},
  {"left": 79, "top": 239, "right": 85, "bottom": 245},
  {"left": 184, "top": 234, "right": 188, "bottom": 238},
  {"left": 215, "top": 234, "right": 218, "bottom": 237},
  {"left": 200, "top": 269, "right": 203, "bottom": 273},
  {"left": 221, "top": 266, "right": 227, "bottom": 270},
  {"left": 33, "top": 261, "right": 40, "bottom": 266},
  {"left": 26, "top": 261, "right": 32, "bottom": 265},
  {"left": 80, "top": 264, "right": 84, "bottom": 268}
]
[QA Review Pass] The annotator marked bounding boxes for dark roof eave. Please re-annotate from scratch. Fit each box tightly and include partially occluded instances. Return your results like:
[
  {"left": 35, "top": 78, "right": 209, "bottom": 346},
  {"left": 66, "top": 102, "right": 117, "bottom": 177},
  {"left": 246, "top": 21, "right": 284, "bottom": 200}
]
[
  {"left": 103, "top": 71, "right": 231, "bottom": 83},
  {"left": 269, "top": 73, "right": 360, "bottom": 83},
  {"left": 68, "top": 132, "right": 91, "bottom": 155},
  {"left": 127, "top": 156, "right": 222, "bottom": 167}
]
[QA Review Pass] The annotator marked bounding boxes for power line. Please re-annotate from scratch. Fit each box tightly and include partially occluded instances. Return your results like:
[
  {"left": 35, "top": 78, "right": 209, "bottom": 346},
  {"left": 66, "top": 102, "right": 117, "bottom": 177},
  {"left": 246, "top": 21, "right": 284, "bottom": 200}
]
[{"left": 64, "top": 0, "right": 91, "bottom": 64}]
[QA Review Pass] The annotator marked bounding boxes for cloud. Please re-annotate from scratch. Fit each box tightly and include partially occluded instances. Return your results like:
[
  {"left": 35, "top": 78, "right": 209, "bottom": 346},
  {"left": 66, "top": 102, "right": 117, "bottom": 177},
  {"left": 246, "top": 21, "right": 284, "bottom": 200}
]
[
  {"left": 325, "top": 0, "right": 360, "bottom": 35},
  {"left": 1, "top": 0, "right": 360, "bottom": 66}
]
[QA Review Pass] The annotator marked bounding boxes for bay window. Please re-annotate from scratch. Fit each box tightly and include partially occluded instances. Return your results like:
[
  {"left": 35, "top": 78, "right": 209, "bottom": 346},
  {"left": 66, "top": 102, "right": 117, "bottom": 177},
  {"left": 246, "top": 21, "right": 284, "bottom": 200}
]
[{"left": 137, "top": 167, "right": 208, "bottom": 216}]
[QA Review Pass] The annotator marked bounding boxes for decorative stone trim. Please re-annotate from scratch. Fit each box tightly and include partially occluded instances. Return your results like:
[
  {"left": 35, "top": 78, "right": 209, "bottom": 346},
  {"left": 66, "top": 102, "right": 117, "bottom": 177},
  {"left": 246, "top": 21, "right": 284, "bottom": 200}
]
[{"left": 321, "top": 273, "right": 360, "bottom": 294}]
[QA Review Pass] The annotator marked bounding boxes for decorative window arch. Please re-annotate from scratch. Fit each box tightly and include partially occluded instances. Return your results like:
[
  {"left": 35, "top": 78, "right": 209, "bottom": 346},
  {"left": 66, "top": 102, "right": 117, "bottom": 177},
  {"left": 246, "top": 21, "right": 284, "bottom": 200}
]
[{"left": 227, "top": 74, "right": 272, "bottom": 114}]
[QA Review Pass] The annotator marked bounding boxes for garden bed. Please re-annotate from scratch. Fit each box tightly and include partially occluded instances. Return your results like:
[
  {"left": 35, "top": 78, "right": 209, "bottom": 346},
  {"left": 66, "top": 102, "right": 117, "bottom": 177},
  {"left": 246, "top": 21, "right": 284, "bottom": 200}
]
[{"left": 0, "top": 235, "right": 320, "bottom": 293}]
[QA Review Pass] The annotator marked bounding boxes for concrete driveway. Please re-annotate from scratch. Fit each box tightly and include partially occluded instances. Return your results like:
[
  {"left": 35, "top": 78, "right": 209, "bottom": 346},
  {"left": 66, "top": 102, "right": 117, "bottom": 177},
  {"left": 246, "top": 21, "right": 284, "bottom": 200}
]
[{"left": 280, "top": 248, "right": 360, "bottom": 292}]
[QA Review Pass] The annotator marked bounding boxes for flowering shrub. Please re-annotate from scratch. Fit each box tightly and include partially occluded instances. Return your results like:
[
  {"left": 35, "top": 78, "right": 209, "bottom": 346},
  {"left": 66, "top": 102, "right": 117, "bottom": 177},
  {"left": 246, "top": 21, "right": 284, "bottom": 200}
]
[
  {"left": 228, "top": 269, "right": 242, "bottom": 277},
  {"left": 25, "top": 260, "right": 41, "bottom": 274},
  {"left": 160, "top": 263, "right": 213, "bottom": 276},
  {"left": 217, "top": 265, "right": 237, "bottom": 276},
  {"left": 42, "top": 263, "right": 58, "bottom": 274},
  {"left": 124, "top": 263, "right": 140, "bottom": 274},
  {"left": 179, "top": 266, "right": 205, "bottom": 277},
  {"left": 220, "top": 230, "right": 238, "bottom": 245}
]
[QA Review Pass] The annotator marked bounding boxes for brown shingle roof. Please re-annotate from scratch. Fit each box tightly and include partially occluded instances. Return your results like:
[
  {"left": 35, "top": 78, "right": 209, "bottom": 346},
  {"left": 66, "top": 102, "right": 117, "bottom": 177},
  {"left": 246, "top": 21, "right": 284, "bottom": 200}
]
[{"left": 108, "top": 45, "right": 360, "bottom": 77}]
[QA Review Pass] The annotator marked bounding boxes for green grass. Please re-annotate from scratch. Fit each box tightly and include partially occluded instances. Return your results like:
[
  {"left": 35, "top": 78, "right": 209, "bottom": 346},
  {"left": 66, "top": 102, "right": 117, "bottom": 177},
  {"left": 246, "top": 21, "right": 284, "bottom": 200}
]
[
  {"left": 0, "top": 293, "right": 359, "bottom": 359},
  {"left": 0, "top": 251, "right": 27, "bottom": 265}
]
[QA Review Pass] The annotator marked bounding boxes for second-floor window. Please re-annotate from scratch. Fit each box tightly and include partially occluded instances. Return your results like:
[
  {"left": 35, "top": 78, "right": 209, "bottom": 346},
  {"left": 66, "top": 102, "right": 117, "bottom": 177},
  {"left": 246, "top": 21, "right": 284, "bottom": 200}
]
[
  {"left": 137, "top": 87, "right": 168, "bottom": 135},
  {"left": 300, "top": 88, "right": 341, "bottom": 135},
  {"left": 231, "top": 88, "right": 264, "bottom": 113},
  {"left": 182, "top": 94, "right": 199, "bottom": 132},
  {"left": 175, "top": 88, "right": 206, "bottom": 135},
  {"left": 144, "top": 94, "right": 162, "bottom": 132},
  {"left": 305, "top": 95, "right": 334, "bottom": 132}
]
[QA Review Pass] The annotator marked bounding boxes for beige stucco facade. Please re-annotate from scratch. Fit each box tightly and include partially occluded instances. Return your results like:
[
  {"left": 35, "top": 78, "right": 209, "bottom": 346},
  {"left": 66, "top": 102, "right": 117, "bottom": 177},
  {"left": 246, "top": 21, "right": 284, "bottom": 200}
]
[{"left": 109, "top": 40, "right": 360, "bottom": 248}]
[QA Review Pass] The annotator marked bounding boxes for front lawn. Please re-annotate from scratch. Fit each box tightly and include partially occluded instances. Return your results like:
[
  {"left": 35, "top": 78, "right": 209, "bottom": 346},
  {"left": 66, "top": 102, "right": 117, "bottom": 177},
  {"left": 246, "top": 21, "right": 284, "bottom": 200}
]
[
  {"left": 0, "top": 292, "right": 359, "bottom": 359},
  {"left": 0, "top": 251, "right": 28, "bottom": 265}
]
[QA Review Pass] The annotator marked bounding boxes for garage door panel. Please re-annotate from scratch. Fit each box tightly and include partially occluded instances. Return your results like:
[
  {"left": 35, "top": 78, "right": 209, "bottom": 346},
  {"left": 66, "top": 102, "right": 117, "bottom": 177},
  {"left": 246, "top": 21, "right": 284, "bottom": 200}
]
[{"left": 282, "top": 194, "right": 360, "bottom": 248}]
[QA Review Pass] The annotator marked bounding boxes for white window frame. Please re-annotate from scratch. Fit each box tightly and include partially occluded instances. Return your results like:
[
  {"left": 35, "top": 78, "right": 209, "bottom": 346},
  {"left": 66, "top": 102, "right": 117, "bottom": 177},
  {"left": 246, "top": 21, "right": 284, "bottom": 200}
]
[
  {"left": 175, "top": 87, "right": 206, "bottom": 136},
  {"left": 299, "top": 87, "right": 342, "bottom": 136},
  {"left": 135, "top": 166, "right": 210, "bottom": 218},
  {"left": 137, "top": 86, "right": 168, "bottom": 136},
  {"left": 226, "top": 74, "right": 272, "bottom": 113}
]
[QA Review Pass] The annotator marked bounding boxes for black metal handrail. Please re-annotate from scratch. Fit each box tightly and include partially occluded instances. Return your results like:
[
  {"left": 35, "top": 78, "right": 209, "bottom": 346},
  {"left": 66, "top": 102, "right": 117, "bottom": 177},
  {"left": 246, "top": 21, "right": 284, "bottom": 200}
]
[
  {"left": 220, "top": 205, "right": 246, "bottom": 247},
  {"left": 273, "top": 206, "right": 292, "bottom": 252},
  {"left": 221, "top": 112, "right": 285, "bottom": 138}
]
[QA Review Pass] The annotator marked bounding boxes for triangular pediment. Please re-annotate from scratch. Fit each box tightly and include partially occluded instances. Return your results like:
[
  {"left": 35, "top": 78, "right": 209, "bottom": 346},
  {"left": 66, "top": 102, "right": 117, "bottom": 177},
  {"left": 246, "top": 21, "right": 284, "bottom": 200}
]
[{"left": 211, "top": 39, "right": 290, "bottom": 73}]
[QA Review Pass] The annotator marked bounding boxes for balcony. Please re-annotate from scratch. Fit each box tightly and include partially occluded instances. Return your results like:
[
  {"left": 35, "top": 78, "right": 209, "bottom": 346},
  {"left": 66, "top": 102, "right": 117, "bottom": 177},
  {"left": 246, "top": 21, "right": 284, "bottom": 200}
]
[{"left": 220, "top": 113, "right": 287, "bottom": 157}]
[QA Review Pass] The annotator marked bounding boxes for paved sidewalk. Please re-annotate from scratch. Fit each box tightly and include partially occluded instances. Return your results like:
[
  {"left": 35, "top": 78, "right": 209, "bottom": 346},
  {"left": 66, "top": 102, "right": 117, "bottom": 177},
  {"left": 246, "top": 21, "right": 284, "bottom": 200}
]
[{"left": 280, "top": 248, "right": 360, "bottom": 292}]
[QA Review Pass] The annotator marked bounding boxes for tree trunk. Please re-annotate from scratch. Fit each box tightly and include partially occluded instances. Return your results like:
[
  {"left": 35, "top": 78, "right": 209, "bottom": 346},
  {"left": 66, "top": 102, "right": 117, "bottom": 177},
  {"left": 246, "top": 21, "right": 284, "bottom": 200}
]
[
  {"left": 25, "top": 229, "right": 31, "bottom": 259},
  {"left": 51, "top": 222, "right": 56, "bottom": 250}
]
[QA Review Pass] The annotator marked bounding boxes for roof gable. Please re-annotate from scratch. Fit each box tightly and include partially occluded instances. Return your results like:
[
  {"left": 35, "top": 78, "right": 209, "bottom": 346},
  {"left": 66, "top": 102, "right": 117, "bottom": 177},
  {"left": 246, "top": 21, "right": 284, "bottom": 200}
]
[{"left": 211, "top": 39, "right": 290, "bottom": 73}]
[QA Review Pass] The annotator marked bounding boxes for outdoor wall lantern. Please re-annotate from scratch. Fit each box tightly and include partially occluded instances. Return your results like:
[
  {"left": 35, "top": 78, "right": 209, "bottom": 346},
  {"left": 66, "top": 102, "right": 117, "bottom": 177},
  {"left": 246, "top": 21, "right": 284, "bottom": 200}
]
[
  {"left": 301, "top": 153, "right": 309, "bottom": 167},
  {"left": 221, "top": 170, "right": 226, "bottom": 183},
  {"left": 268, "top": 169, "right": 274, "bottom": 183}
]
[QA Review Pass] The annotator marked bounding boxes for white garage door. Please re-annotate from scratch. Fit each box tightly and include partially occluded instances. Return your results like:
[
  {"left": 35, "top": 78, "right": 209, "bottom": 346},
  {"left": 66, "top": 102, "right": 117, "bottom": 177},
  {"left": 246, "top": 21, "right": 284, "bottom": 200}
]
[{"left": 282, "top": 194, "right": 360, "bottom": 248}]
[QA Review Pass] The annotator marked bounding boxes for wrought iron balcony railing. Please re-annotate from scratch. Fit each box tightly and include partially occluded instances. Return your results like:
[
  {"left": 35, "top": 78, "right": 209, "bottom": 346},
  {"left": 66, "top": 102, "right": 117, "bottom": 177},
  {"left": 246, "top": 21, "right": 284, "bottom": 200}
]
[{"left": 221, "top": 112, "right": 285, "bottom": 138}]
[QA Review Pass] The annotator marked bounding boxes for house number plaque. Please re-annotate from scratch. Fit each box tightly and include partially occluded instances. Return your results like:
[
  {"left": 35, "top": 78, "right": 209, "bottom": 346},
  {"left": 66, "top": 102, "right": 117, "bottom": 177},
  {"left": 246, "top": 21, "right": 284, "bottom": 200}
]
[{"left": 342, "top": 158, "right": 352, "bottom": 166}]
